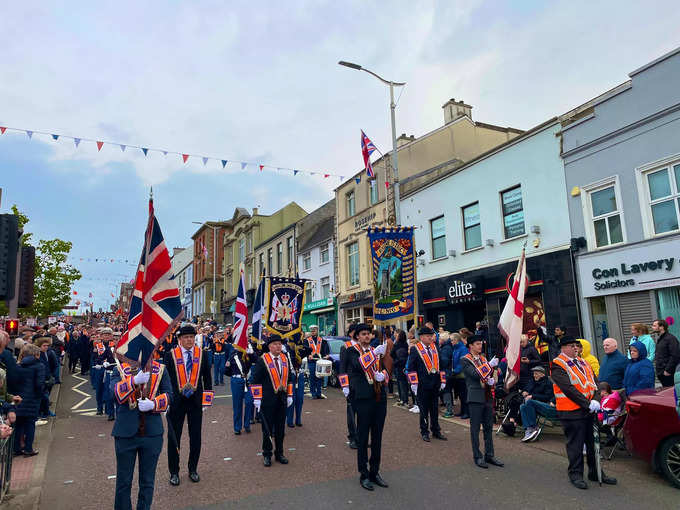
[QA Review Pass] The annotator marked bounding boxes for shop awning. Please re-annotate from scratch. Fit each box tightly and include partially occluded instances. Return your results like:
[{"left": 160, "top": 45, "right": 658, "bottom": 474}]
[{"left": 311, "top": 306, "right": 335, "bottom": 314}]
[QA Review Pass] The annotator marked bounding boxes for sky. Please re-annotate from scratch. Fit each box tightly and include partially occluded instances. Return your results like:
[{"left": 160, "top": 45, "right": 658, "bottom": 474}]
[{"left": 1, "top": 1, "right": 679, "bottom": 311}]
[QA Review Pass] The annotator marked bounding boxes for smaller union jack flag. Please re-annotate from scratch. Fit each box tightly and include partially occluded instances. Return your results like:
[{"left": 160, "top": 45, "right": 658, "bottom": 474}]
[
  {"left": 361, "top": 130, "right": 377, "bottom": 178},
  {"left": 232, "top": 266, "right": 249, "bottom": 352}
]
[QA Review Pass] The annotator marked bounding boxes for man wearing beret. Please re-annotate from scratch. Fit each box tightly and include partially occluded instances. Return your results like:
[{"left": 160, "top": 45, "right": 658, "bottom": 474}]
[
  {"left": 250, "top": 334, "right": 295, "bottom": 466},
  {"left": 164, "top": 324, "right": 213, "bottom": 486}
]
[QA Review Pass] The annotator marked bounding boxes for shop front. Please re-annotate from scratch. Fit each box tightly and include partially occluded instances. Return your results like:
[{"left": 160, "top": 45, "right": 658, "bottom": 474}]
[
  {"left": 418, "top": 249, "right": 579, "bottom": 356},
  {"left": 338, "top": 290, "right": 373, "bottom": 331},
  {"left": 302, "top": 296, "right": 338, "bottom": 335},
  {"left": 576, "top": 234, "right": 680, "bottom": 357}
]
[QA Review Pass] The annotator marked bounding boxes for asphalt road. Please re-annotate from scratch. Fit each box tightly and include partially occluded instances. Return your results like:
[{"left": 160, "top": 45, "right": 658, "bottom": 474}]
[{"left": 38, "top": 367, "right": 678, "bottom": 509}]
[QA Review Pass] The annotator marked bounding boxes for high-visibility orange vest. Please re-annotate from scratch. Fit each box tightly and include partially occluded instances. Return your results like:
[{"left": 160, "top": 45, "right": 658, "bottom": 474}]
[{"left": 552, "top": 353, "right": 597, "bottom": 411}]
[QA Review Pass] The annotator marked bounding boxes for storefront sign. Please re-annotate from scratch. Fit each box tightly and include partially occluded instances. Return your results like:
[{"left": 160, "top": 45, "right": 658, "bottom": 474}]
[
  {"left": 578, "top": 237, "right": 680, "bottom": 297},
  {"left": 447, "top": 278, "right": 483, "bottom": 304},
  {"left": 338, "top": 289, "right": 372, "bottom": 305},
  {"left": 355, "top": 211, "right": 376, "bottom": 231},
  {"left": 304, "top": 296, "right": 335, "bottom": 311}
]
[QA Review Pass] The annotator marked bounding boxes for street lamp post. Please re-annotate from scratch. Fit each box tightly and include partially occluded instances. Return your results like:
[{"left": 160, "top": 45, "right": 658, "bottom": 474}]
[
  {"left": 339, "top": 60, "right": 406, "bottom": 225},
  {"left": 192, "top": 221, "right": 220, "bottom": 319}
]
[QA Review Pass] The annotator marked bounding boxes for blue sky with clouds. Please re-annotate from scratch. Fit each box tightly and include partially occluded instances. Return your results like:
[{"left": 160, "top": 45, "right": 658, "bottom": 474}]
[{"left": 1, "top": 1, "right": 679, "bottom": 310}]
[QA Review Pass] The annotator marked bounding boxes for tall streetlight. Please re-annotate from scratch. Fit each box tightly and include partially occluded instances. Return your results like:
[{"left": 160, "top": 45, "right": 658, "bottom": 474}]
[
  {"left": 339, "top": 60, "right": 406, "bottom": 225},
  {"left": 192, "top": 221, "right": 221, "bottom": 319}
]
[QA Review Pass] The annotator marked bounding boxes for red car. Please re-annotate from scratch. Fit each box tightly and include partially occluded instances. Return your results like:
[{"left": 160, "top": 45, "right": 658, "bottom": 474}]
[{"left": 624, "top": 387, "right": 680, "bottom": 488}]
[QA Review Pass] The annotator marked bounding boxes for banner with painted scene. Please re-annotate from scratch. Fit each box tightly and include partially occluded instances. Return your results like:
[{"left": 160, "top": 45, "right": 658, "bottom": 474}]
[
  {"left": 367, "top": 226, "right": 416, "bottom": 325},
  {"left": 264, "top": 276, "right": 307, "bottom": 339}
]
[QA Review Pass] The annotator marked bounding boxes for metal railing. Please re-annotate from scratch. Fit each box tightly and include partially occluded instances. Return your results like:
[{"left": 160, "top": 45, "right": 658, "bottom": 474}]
[{"left": 0, "top": 432, "right": 14, "bottom": 503}]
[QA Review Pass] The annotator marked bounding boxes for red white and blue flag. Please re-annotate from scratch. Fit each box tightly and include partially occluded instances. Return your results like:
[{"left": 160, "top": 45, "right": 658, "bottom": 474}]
[
  {"left": 361, "top": 130, "right": 377, "bottom": 178},
  {"left": 498, "top": 248, "right": 527, "bottom": 391},
  {"left": 116, "top": 198, "right": 183, "bottom": 369},
  {"left": 232, "top": 265, "right": 249, "bottom": 352}
]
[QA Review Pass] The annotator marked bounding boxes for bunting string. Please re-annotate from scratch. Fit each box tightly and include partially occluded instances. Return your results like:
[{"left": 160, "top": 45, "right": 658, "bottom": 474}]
[{"left": 0, "top": 124, "right": 347, "bottom": 181}]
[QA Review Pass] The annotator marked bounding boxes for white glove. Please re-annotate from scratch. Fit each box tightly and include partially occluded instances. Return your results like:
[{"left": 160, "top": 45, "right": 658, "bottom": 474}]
[
  {"left": 440, "top": 383, "right": 446, "bottom": 391},
  {"left": 487, "top": 377, "right": 495, "bottom": 387},
  {"left": 282, "top": 345, "right": 287, "bottom": 353},
  {"left": 489, "top": 356, "right": 499, "bottom": 368},
  {"left": 588, "top": 400, "right": 601, "bottom": 413},
  {"left": 342, "top": 387, "right": 350, "bottom": 398},
  {"left": 254, "top": 399, "right": 261, "bottom": 411},
  {"left": 410, "top": 384, "right": 418, "bottom": 395},
  {"left": 287, "top": 396, "right": 293, "bottom": 407},
  {"left": 246, "top": 344, "right": 254, "bottom": 354},
  {"left": 373, "top": 344, "right": 386, "bottom": 356},
  {"left": 137, "top": 398, "right": 154, "bottom": 412},
  {"left": 374, "top": 371, "right": 385, "bottom": 382},
  {"left": 103, "top": 361, "right": 111, "bottom": 368},
  {"left": 94, "top": 364, "right": 103, "bottom": 370},
  {"left": 540, "top": 326, "right": 547, "bottom": 335},
  {"left": 133, "top": 371, "right": 150, "bottom": 385}
]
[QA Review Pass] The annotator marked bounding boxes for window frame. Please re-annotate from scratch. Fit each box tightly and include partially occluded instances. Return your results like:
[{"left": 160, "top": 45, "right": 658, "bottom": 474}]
[
  {"left": 636, "top": 154, "right": 680, "bottom": 239},
  {"left": 277, "top": 242, "right": 283, "bottom": 274},
  {"left": 302, "top": 251, "right": 311, "bottom": 271},
  {"left": 287, "top": 236, "right": 294, "bottom": 271},
  {"left": 320, "top": 276, "right": 330, "bottom": 299},
  {"left": 239, "top": 238, "right": 245, "bottom": 262},
  {"left": 346, "top": 190, "right": 356, "bottom": 217},
  {"left": 267, "top": 248, "right": 273, "bottom": 276},
  {"left": 369, "top": 177, "right": 379, "bottom": 205},
  {"left": 430, "top": 215, "right": 447, "bottom": 260},
  {"left": 347, "top": 241, "right": 360, "bottom": 287},
  {"left": 320, "top": 243, "right": 330, "bottom": 264},
  {"left": 259, "top": 252, "right": 265, "bottom": 276},
  {"left": 499, "top": 185, "right": 526, "bottom": 240},
  {"left": 580, "top": 176, "right": 626, "bottom": 250},
  {"left": 461, "top": 201, "right": 482, "bottom": 251}
]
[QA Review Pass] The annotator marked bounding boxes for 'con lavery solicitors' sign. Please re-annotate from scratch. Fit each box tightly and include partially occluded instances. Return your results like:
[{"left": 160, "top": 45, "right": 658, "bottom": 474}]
[{"left": 578, "top": 236, "right": 680, "bottom": 298}]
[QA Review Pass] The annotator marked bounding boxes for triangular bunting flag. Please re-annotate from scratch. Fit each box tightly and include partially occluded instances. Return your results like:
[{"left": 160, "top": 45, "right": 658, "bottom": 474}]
[
  {"left": 385, "top": 181, "right": 389, "bottom": 188},
  {"left": 182, "top": 154, "right": 189, "bottom": 163},
  {"left": 323, "top": 174, "right": 330, "bottom": 178},
  {"left": 162, "top": 150, "right": 168, "bottom": 156},
  {"left": 74, "top": 138, "right": 81, "bottom": 147},
  {"left": 120, "top": 144, "right": 126, "bottom": 152},
  {"left": 221, "top": 160, "right": 227, "bottom": 168},
  {"left": 96, "top": 141, "right": 104, "bottom": 151},
  {"left": 241, "top": 162, "right": 247, "bottom": 170},
  {"left": 259, "top": 165, "right": 264, "bottom": 171},
  {"left": 293, "top": 170, "right": 299, "bottom": 175},
  {"left": 277, "top": 167, "right": 283, "bottom": 172},
  {"left": 202, "top": 157, "right": 209, "bottom": 166},
  {"left": 52, "top": 134, "right": 59, "bottom": 140},
  {"left": 142, "top": 148, "right": 148, "bottom": 156},
  {"left": 26, "top": 131, "right": 33, "bottom": 139},
  {"left": 355, "top": 177, "right": 361, "bottom": 184},
  {"left": 0, "top": 127, "right": 5, "bottom": 134}
]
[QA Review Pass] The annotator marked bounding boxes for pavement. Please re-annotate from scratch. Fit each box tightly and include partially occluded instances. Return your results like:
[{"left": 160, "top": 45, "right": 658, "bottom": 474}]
[{"left": 18, "top": 368, "right": 680, "bottom": 509}]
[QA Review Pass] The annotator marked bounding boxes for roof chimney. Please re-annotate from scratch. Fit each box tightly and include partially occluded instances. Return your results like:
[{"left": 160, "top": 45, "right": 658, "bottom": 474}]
[
  {"left": 396, "top": 133, "right": 416, "bottom": 147},
  {"left": 442, "top": 98, "right": 473, "bottom": 124},
  {"left": 252, "top": 207, "right": 259, "bottom": 216}
]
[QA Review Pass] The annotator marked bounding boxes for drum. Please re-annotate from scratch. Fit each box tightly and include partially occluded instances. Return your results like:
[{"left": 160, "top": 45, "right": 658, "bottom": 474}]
[{"left": 315, "top": 359, "right": 333, "bottom": 378}]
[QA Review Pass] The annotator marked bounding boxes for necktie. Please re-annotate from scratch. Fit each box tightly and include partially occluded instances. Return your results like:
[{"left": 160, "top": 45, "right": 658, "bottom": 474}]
[
  {"left": 275, "top": 357, "right": 281, "bottom": 376},
  {"left": 186, "top": 351, "right": 193, "bottom": 375}
]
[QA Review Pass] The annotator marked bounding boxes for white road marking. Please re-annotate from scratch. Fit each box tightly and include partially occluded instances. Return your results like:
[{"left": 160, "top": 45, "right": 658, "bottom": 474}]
[
  {"left": 64, "top": 480, "right": 74, "bottom": 484},
  {"left": 317, "top": 444, "right": 326, "bottom": 448},
  {"left": 288, "top": 448, "right": 296, "bottom": 451},
  {"left": 70, "top": 373, "right": 92, "bottom": 410},
  {"left": 107, "top": 475, "right": 116, "bottom": 480},
  {"left": 223, "top": 457, "right": 232, "bottom": 461}
]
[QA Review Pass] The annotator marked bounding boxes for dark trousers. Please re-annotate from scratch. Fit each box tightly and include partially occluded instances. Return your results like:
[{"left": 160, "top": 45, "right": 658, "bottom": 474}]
[
  {"left": 452, "top": 377, "right": 468, "bottom": 416},
  {"left": 231, "top": 377, "right": 253, "bottom": 432},
  {"left": 213, "top": 352, "right": 225, "bottom": 384},
  {"left": 396, "top": 373, "right": 409, "bottom": 404},
  {"left": 658, "top": 372, "right": 674, "bottom": 388},
  {"left": 417, "top": 388, "right": 441, "bottom": 435},
  {"left": 167, "top": 400, "right": 203, "bottom": 475},
  {"left": 14, "top": 416, "right": 36, "bottom": 453},
  {"left": 286, "top": 371, "right": 305, "bottom": 426},
  {"left": 561, "top": 415, "right": 597, "bottom": 481},
  {"left": 260, "top": 398, "right": 287, "bottom": 457},
  {"left": 355, "top": 397, "right": 386, "bottom": 479},
  {"left": 80, "top": 353, "right": 90, "bottom": 375},
  {"left": 308, "top": 361, "right": 322, "bottom": 397},
  {"left": 114, "top": 434, "right": 163, "bottom": 510},
  {"left": 68, "top": 353, "right": 78, "bottom": 372},
  {"left": 469, "top": 401, "right": 494, "bottom": 460},
  {"left": 346, "top": 396, "right": 357, "bottom": 441}
]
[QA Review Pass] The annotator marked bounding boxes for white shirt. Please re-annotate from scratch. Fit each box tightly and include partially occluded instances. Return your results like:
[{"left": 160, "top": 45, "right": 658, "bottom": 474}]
[{"left": 180, "top": 345, "right": 193, "bottom": 369}]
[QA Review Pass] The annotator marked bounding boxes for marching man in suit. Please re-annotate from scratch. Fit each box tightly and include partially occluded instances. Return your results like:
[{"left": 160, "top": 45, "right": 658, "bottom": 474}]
[
  {"left": 164, "top": 324, "right": 213, "bottom": 486},
  {"left": 250, "top": 334, "right": 294, "bottom": 467}
]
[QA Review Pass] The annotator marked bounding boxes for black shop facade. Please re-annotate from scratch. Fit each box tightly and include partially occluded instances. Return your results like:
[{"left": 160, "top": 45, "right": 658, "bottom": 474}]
[{"left": 417, "top": 249, "right": 579, "bottom": 355}]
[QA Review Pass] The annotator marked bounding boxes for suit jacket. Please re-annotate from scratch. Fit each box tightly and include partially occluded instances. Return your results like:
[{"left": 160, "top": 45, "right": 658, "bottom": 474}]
[
  {"left": 346, "top": 347, "right": 386, "bottom": 402},
  {"left": 111, "top": 369, "right": 172, "bottom": 438},
  {"left": 164, "top": 348, "right": 212, "bottom": 409},
  {"left": 407, "top": 343, "right": 441, "bottom": 391},
  {"left": 251, "top": 354, "right": 294, "bottom": 407},
  {"left": 461, "top": 355, "right": 491, "bottom": 404}
]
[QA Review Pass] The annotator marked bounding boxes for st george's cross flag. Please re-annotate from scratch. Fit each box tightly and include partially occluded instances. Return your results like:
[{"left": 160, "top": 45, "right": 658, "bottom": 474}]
[
  {"left": 361, "top": 130, "right": 377, "bottom": 178},
  {"left": 116, "top": 198, "right": 183, "bottom": 369},
  {"left": 232, "top": 265, "right": 249, "bottom": 352},
  {"left": 498, "top": 247, "right": 527, "bottom": 391}
]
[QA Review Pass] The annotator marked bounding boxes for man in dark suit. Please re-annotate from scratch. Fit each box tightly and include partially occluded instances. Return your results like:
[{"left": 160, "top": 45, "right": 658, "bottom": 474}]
[
  {"left": 338, "top": 324, "right": 358, "bottom": 449},
  {"left": 250, "top": 334, "right": 294, "bottom": 466},
  {"left": 346, "top": 323, "right": 388, "bottom": 491},
  {"left": 407, "top": 326, "right": 447, "bottom": 442},
  {"left": 111, "top": 359, "right": 172, "bottom": 510},
  {"left": 164, "top": 324, "right": 213, "bottom": 486}
]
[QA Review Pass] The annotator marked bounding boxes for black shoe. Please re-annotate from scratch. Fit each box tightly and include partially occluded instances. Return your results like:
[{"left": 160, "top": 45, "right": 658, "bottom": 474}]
[
  {"left": 287, "top": 423, "right": 295, "bottom": 428},
  {"left": 360, "top": 478, "right": 374, "bottom": 491},
  {"left": 107, "top": 415, "right": 115, "bottom": 421},
  {"left": 475, "top": 458, "right": 488, "bottom": 469},
  {"left": 571, "top": 479, "right": 588, "bottom": 490},
  {"left": 189, "top": 472, "right": 200, "bottom": 483},
  {"left": 24, "top": 450, "right": 39, "bottom": 457},
  {"left": 432, "top": 432, "right": 448, "bottom": 441},
  {"left": 296, "top": 423, "right": 302, "bottom": 427},
  {"left": 485, "top": 456, "right": 504, "bottom": 467},
  {"left": 349, "top": 440, "right": 358, "bottom": 449},
  {"left": 234, "top": 430, "right": 241, "bottom": 435},
  {"left": 588, "top": 472, "right": 617, "bottom": 485},
  {"left": 263, "top": 456, "right": 272, "bottom": 467},
  {"left": 169, "top": 474, "right": 180, "bottom": 486},
  {"left": 460, "top": 414, "right": 470, "bottom": 419},
  {"left": 275, "top": 454, "right": 289, "bottom": 464},
  {"left": 245, "top": 428, "right": 251, "bottom": 433},
  {"left": 370, "top": 474, "right": 389, "bottom": 488},
  {"left": 96, "top": 411, "right": 103, "bottom": 416},
  {"left": 422, "top": 434, "right": 431, "bottom": 442},
  {"left": 13, "top": 451, "right": 24, "bottom": 457}
]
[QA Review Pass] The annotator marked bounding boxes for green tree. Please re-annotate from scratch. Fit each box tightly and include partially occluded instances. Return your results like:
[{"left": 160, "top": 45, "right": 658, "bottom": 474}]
[{"left": 11, "top": 204, "right": 33, "bottom": 246}]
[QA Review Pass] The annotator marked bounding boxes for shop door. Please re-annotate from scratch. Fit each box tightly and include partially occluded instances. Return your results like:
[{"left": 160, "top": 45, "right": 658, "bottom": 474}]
[
  {"left": 657, "top": 287, "right": 680, "bottom": 337},
  {"left": 617, "top": 291, "right": 654, "bottom": 345}
]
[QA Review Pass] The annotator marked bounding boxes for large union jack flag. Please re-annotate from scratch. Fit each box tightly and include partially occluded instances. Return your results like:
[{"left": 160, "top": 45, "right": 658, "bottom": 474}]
[
  {"left": 232, "top": 265, "right": 249, "bottom": 352},
  {"left": 116, "top": 198, "right": 183, "bottom": 369},
  {"left": 361, "top": 130, "right": 377, "bottom": 178}
]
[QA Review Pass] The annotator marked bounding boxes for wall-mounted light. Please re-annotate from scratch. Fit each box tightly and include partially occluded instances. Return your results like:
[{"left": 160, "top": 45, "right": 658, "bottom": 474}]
[
  {"left": 485, "top": 239, "right": 494, "bottom": 247},
  {"left": 530, "top": 225, "right": 541, "bottom": 234},
  {"left": 418, "top": 259, "right": 426, "bottom": 266}
]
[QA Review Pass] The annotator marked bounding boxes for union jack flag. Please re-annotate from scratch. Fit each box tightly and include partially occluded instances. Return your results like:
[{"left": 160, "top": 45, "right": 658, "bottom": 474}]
[
  {"left": 232, "top": 265, "right": 249, "bottom": 352},
  {"left": 361, "top": 130, "right": 377, "bottom": 178},
  {"left": 116, "top": 198, "right": 183, "bottom": 369}
]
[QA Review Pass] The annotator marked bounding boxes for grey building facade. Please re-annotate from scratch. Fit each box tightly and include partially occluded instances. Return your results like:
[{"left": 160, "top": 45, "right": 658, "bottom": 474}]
[{"left": 561, "top": 47, "right": 680, "bottom": 358}]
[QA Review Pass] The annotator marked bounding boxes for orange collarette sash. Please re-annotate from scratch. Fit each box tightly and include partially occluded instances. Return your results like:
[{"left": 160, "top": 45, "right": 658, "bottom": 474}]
[
  {"left": 262, "top": 352, "right": 289, "bottom": 393},
  {"left": 354, "top": 344, "right": 380, "bottom": 384},
  {"left": 95, "top": 342, "right": 105, "bottom": 356},
  {"left": 415, "top": 342, "right": 439, "bottom": 374},
  {"left": 172, "top": 346, "right": 202, "bottom": 392},
  {"left": 308, "top": 337, "right": 322, "bottom": 357},
  {"left": 463, "top": 353, "right": 493, "bottom": 381}
]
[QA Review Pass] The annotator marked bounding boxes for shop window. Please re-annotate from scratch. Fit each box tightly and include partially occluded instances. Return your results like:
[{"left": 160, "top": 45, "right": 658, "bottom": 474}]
[
  {"left": 430, "top": 216, "right": 446, "bottom": 259},
  {"left": 644, "top": 163, "right": 680, "bottom": 235},
  {"left": 369, "top": 178, "right": 379, "bottom": 205},
  {"left": 590, "top": 296, "right": 608, "bottom": 348},
  {"left": 584, "top": 181, "right": 624, "bottom": 248},
  {"left": 287, "top": 236, "right": 294, "bottom": 271},
  {"left": 277, "top": 242, "right": 283, "bottom": 274},
  {"left": 267, "top": 248, "right": 273, "bottom": 276},
  {"left": 321, "top": 276, "right": 330, "bottom": 299},
  {"left": 302, "top": 252, "right": 311, "bottom": 271},
  {"left": 347, "top": 241, "right": 360, "bottom": 286},
  {"left": 657, "top": 287, "right": 680, "bottom": 338},
  {"left": 501, "top": 185, "right": 525, "bottom": 239},
  {"left": 346, "top": 190, "right": 356, "bottom": 217},
  {"left": 320, "top": 243, "right": 330, "bottom": 264},
  {"left": 345, "top": 307, "right": 361, "bottom": 325},
  {"left": 462, "top": 202, "right": 481, "bottom": 250}
]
